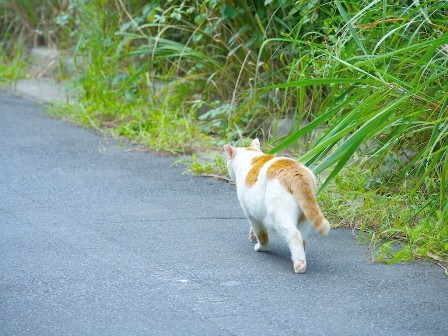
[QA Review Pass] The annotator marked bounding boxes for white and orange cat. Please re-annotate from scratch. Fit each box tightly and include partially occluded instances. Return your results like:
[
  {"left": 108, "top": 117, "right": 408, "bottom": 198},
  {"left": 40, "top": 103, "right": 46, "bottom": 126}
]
[{"left": 223, "top": 138, "right": 330, "bottom": 273}]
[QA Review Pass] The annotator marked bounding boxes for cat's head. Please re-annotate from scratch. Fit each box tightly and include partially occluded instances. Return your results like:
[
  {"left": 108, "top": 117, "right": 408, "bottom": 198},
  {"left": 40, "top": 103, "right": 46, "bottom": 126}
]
[{"left": 223, "top": 138, "right": 261, "bottom": 180}]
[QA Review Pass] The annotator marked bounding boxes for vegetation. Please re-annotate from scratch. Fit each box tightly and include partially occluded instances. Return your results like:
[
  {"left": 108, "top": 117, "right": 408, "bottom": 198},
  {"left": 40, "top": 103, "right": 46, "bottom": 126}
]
[{"left": 1, "top": 0, "right": 447, "bottom": 267}]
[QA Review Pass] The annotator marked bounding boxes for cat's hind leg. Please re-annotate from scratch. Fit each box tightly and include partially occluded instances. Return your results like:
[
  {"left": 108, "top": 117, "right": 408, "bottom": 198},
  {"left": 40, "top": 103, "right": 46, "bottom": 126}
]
[
  {"left": 249, "top": 218, "right": 270, "bottom": 252},
  {"left": 248, "top": 226, "right": 258, "bottom": 243},
  {"left": 288, "top": 229, "right": 307, "bottom": 273},
  {"left": 274, "top": 215, "right": 307, "bottom": 273},
  {"left": 297, "top": 219, "right": 311, "bottom": 253}
]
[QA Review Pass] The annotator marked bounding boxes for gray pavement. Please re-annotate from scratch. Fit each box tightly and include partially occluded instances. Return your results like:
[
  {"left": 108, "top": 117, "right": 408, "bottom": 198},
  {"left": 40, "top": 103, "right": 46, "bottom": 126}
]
[
  {"left": 0, "top": 92, "right": 447, "bottom": 335},
  {"left": 11, "top": 47, "right": 78, "bottom": 104},
  {"left": 14, "top": 78, "right": 70, "bottom": 104}
]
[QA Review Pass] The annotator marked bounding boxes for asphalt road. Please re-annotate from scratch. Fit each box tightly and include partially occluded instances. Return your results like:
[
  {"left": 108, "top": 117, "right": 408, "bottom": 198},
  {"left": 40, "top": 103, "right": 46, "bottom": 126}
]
[{"left": 1, "top": 92, "right": 447, "bottom": 336}]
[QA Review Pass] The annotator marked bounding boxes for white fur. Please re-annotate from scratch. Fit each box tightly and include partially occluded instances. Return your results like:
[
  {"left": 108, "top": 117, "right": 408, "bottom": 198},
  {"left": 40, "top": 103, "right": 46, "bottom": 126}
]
[{"left": 225, "top": 142, "right": 314, "bottom": 273}]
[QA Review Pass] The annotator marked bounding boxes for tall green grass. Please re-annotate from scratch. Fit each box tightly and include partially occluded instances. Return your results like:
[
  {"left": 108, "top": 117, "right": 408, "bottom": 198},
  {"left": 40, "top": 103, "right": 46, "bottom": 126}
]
[
  {"left": 262, "top": 0, "right": 447, "bottom": 263},
  {"left": 0, "top": 42, "right": 27, "bottom": 86}
]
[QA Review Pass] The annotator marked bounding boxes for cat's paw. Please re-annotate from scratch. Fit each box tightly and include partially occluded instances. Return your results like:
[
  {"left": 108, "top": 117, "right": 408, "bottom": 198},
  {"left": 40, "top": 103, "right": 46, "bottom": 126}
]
[
  {"left": 318, "top": 219, "right": 331, "bottom": 236},
  {"left": 249, "top": 236, "right": 258, "bottom": 243},
  {"left": 248, "top": 227, "right": 258, "bottom": 242},
  {"left": 254, "top": 243, "right": 270, "bottom": 252},
  {"left": 294, "top": 260, "right": 307, "bottom": 273}
]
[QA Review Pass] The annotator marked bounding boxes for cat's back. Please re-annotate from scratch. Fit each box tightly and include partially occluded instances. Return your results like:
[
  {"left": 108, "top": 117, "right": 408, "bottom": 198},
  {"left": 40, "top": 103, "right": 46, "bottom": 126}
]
[{"left": 242, "top": 152, "right": 314, "bottom": 191}]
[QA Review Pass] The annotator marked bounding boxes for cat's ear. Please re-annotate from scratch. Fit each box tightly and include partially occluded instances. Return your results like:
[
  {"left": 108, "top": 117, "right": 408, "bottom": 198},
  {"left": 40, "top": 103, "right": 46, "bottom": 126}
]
[
  {"left": 250, "top": 138, "right": 261, "bottom": 151},
  {"left": 223, "top": 144, "right": 237, "bottom": 158}
]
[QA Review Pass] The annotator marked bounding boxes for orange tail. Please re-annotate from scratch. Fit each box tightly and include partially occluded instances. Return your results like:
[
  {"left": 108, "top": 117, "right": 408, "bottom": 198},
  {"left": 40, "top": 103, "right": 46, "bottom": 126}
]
[{"left": 290, "top": 174, "right": 330, "bottom": 236}]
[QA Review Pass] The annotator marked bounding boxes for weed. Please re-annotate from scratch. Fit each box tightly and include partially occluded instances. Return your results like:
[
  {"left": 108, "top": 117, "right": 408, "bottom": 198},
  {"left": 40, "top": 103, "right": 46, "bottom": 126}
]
[{"left": 0, "top": 43, "right": 27, "bottom": 86}]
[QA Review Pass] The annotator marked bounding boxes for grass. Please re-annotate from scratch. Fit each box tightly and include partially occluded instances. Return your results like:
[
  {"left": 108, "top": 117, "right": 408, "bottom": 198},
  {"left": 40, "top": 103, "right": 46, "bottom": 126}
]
[
  {"left": 0, "top": 43, "right": 27, "bottom": 86},
  {"left": 261, "top": 0, "right": 448, "bottom": 265},
  {"left": 2, "top": 0, "right": 447, "bottom": 268},
  {"left": 319, "top": 164, "right": 448, "bottom": 266}
]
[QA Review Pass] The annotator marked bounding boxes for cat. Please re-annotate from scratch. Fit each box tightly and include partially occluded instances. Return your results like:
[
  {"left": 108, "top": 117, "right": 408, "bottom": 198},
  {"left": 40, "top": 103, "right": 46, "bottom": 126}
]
[{"left": 223, "top": 138, "right": 330, "bottom": 273}]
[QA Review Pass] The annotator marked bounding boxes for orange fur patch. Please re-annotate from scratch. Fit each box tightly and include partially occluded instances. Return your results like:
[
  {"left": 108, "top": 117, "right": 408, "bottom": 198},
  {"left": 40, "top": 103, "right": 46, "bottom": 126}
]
[
  {"left": 266, "top": 159, "right": 313, "bottom": 194},
  {"left": 246, "top": 147, "right": 259, "bottom": 152},
  {"left": 246, "top": 154, "right": 274, "bottom": 187},
  {"left": 257, "top": 230, "right": 269, "bottom": 245},
  {"left": 266, "top": 159, "right": 301, "bottom": 181}
]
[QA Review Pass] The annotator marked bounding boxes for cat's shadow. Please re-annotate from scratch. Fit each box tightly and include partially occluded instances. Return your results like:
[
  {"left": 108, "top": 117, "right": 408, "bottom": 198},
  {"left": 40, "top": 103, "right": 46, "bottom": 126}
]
[{"left": 247, "top": 234, "right": 331, "bottom": 275}]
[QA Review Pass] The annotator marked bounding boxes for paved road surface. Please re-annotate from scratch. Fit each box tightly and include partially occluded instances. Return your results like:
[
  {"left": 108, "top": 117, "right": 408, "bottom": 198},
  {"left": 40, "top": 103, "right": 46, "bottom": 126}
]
[{"left": 1, "top": 92, "right": 447, "bottom": 335}]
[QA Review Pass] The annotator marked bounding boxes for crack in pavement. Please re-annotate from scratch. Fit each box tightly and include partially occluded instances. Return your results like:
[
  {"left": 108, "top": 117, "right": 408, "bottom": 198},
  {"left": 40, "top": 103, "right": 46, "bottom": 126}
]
[{"left": 106, "top": 216, "right": 247, "bottom": 224}]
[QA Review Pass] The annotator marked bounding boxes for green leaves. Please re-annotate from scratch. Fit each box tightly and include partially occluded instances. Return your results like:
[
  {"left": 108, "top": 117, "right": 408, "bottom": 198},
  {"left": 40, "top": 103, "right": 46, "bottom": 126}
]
[
  {"left": 334, "top": 0, "right": 368, "bottom": 55},
  {"left": 264, "top": 1, "right": 448, "bottom": 264},
  {"left": 264, "top": 77, "right": 377, "bottom": 89}
]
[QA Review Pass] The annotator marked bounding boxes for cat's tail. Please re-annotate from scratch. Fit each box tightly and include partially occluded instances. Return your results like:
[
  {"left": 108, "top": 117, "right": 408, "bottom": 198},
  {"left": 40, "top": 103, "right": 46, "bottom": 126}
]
[{"left": 290, "top": 173, "right": 330, "bottom": 236}]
